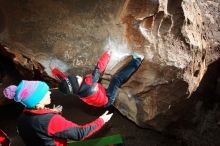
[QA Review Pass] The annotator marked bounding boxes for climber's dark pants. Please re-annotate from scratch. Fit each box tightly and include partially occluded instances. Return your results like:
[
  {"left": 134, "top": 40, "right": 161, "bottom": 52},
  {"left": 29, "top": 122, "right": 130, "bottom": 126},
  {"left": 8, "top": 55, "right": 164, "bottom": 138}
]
[{"left": 105, "top": 58, "right": 142, "bottom": 107}]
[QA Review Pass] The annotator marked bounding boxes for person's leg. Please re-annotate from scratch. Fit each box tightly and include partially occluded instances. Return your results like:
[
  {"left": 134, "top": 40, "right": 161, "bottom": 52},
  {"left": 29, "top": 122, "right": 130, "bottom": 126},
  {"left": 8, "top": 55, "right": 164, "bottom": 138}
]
[{"left": 105, "top": 57, "right": 143, "bottom": 107}]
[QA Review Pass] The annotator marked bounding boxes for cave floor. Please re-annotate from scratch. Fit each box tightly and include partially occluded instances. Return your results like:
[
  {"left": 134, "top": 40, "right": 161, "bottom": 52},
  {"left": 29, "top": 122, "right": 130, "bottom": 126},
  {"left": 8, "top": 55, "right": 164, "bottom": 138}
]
[{"left": 0, "top": 90, "right": 181, "bottom": 146}]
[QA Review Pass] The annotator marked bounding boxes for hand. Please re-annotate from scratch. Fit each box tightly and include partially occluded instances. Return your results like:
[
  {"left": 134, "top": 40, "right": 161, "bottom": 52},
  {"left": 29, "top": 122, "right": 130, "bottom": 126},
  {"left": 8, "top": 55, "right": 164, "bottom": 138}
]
[
  {"left": 99, "top": 110, "right": 113, "bottom": 123},
  {"left": 106, "top": 49, "right": 112, "bottom": 55},
  {"left": 49, "top": 61, "right": 57, "bottom": 71},
  {"left": 52, "top": 105, "right": 63, "bottom": 113}
]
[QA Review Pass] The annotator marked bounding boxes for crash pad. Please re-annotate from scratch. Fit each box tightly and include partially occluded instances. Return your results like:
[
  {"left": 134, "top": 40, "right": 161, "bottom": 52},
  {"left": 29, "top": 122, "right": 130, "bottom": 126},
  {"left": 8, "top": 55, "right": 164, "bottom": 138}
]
[{"left": 68, "top": 134, "right": 124, "bottom": 146}]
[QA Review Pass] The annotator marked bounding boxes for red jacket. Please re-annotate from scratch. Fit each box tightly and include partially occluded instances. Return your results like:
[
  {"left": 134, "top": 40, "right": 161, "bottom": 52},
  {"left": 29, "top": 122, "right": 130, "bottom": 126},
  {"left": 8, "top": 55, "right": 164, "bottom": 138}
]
[
  {"left": 52, "top": 50, "right": 111, "bottom": 107},
  {"left": 17, "top": 108, "right": 104, "bottom": 146},
  {"left": 0, "top": 130, "right": 10, "bottom": 146}
]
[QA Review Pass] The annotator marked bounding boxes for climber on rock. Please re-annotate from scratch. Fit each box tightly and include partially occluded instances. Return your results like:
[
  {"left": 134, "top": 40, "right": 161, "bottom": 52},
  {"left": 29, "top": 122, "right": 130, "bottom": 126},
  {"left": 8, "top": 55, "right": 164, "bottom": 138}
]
[
  {"left": 50, "top": 49, "right": 144, "bottom": 107},
  {"left": 3, "top": 80, "right": 113, "bottom": 146},
  {"left": 0, "top": 129, "right": 10, "bottom": 146}
]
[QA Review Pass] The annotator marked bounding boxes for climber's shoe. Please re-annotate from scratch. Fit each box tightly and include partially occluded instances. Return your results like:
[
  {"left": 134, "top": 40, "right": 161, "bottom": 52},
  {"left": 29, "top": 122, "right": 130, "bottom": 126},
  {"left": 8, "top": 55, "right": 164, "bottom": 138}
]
[{"left": 132, "top": 52, "right": 144, "bottom": 61}]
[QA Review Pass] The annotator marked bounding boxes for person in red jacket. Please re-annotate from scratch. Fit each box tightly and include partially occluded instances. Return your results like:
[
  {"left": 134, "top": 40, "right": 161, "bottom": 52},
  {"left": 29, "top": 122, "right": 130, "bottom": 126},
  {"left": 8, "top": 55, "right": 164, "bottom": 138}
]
[
  {"left": 0, "top": 129, "right": 10, "bottom": 146},
  {"left": 51, "top": 49, "right": 144, "bottom": 107},
  {"left": 3, "top": 80, "right": 113, "bottom": 146}
]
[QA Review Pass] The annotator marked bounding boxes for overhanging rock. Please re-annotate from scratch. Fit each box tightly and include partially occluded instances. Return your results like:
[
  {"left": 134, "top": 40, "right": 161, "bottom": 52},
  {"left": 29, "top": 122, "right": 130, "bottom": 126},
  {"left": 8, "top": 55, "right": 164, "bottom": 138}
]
[{"left": 0, "top": 0, "right": 219, "bottom": 130}]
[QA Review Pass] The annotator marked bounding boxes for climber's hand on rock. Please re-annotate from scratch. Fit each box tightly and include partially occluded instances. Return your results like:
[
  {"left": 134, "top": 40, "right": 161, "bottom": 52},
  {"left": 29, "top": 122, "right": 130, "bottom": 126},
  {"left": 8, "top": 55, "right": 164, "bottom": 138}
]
[
  {"left": 106, "top": 49, "right": 112, "bottom": 55},
  {"left": 99, "top": 110, "right": 113, "bottom": 123},
  {"left": 49, "top": 61, "right": 57, "bottom": 71}
]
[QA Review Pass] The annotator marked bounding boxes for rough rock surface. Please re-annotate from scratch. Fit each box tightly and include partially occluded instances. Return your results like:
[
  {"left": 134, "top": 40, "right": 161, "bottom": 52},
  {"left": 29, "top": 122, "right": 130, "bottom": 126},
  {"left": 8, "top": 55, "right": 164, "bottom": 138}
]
[
  {"left": 0, "top": 0, "right": 219, "bottom": 130},
  {"left": 112, "top": 0, "right": 220, "bottom": 130}
]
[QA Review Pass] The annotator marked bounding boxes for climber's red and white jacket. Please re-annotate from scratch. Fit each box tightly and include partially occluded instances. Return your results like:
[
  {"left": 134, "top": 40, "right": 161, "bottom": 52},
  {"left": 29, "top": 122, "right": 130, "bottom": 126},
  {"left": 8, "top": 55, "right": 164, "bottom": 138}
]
[
  {"left": 17, "top": 108, "right": 104, "bottom": 146},
  {"left": 52, "top": 50, "right": 111, "bottom": 107}
]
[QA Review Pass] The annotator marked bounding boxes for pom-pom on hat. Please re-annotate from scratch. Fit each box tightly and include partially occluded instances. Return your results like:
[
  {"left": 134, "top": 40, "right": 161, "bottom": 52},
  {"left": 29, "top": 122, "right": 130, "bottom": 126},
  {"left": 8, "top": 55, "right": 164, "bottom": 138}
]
[
  {"left": 3, "top": 80, "right": 49, "bottom": 108},
  {"left": 3, "top": 85, "right": 17, "bottom": 99}
]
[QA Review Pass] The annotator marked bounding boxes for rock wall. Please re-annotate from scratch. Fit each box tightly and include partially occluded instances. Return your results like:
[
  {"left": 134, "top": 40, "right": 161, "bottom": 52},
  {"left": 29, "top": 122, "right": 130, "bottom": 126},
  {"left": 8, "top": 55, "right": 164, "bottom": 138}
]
[
  {"left": 0, "top": 0, "right": 219, "bottom": 130},
  {"left": 114, "top": 0, "right": 220, "bottom": 130},
  {"left": 0, "top": 0, "right": 126, "bottom": 74}
]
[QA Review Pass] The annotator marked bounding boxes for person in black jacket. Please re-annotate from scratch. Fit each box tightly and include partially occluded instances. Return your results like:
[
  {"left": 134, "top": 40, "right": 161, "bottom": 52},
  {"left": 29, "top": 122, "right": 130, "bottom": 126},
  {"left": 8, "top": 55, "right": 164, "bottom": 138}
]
[{"left": 3, "top": 80, "right": 112, "bottom": 146}]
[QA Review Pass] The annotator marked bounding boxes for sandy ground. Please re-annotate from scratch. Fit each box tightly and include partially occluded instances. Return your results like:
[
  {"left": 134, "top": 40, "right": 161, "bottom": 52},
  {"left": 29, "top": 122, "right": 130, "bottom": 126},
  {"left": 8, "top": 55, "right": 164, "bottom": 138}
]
[{"left": 0, "top": 90, "right": 181, "bottom": 146}]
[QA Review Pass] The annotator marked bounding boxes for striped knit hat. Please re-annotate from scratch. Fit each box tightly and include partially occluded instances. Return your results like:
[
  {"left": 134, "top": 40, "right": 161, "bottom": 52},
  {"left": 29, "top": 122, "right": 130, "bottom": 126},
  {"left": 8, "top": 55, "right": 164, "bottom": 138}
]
[{"left": 3, "top": 80, "right": 49, "bottom": 108}]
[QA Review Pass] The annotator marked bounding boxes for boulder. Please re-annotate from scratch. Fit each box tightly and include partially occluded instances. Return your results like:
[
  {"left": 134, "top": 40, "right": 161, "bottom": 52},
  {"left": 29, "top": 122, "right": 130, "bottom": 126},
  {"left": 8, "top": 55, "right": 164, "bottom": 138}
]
[{"left": 0, "top": 0, "right": 219, "bottom": 130}]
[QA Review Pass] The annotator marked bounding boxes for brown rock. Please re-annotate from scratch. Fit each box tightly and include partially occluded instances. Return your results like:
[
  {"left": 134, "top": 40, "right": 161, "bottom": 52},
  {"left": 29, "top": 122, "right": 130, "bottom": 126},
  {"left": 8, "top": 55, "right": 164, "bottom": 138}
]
[{"left": 0, "top": 0, "right": 219, "bottom": 130}]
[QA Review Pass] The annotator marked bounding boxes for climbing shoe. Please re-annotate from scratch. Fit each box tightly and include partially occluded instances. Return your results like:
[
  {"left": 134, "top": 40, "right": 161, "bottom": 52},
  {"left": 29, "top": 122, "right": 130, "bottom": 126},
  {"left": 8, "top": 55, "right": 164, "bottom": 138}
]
[{"left": 132, "top": 52, "right": 144, "bottom": 61}]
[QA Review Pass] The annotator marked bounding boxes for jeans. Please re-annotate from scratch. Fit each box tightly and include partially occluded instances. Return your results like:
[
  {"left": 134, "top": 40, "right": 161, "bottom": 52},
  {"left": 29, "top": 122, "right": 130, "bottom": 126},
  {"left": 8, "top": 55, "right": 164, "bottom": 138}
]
[{"left": 105, "top": 58, "right": 142, "bottom": 107}]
